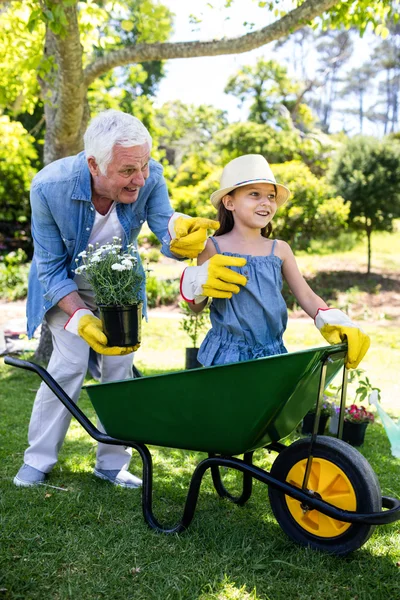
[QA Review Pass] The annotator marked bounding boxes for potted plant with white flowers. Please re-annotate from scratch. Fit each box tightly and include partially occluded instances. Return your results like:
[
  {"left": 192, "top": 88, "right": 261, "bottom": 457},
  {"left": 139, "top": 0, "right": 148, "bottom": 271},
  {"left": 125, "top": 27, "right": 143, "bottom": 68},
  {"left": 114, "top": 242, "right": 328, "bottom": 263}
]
[{"left": 74, "top": 238, "right": 145, "bottom": 347}]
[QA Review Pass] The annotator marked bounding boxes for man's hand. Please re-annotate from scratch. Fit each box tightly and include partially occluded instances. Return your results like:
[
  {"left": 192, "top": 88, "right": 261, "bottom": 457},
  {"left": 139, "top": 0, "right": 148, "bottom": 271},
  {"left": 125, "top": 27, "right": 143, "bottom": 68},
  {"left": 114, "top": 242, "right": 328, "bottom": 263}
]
[
  {"left": 169, "top": 213, "right": 220, "bottom": 259},
  {"left": 65, "top": 309, "right": 138, "bottom": 355},
  {"left": 315, "top": 308, "right": 370, "bottom": 369},
  {"left": 180, "top": 254, "right": 247, "bottom": 304}
]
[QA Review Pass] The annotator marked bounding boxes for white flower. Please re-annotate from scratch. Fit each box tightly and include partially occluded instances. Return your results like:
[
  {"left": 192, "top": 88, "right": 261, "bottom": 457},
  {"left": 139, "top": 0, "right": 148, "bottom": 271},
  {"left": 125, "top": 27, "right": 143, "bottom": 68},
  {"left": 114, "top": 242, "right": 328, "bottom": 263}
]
[
  {"left": 88, "top": 244, "right": 94, "bottom": 250},
  {"left": 74, "top": 266, "right": 86, "bottom": 274},
  {"left": 77, "top": 250, "right": 87, "bottom": 258},
  {"left": 111, "top": 263, "right": 125, "bottom": 271},
  {"left": 121, "top": 259, "right": 133, "bottom": 268},
  {"left": 90, "top": 255, "right": 102, "bottom": 263}
]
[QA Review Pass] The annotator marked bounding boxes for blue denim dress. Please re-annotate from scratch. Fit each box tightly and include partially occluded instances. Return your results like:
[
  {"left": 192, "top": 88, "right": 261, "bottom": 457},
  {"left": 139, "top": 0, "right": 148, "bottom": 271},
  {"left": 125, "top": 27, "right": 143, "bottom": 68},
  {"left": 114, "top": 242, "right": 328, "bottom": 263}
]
[{"left": 198, "top": 237, "right": 288, "bottom": 366}]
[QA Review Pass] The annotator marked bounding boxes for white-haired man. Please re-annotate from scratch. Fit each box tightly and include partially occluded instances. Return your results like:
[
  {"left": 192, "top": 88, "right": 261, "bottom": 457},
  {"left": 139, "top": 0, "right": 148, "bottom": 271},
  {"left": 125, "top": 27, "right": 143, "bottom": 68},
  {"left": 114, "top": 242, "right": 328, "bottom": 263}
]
[{"left": 14, "top": 109, "right": 235, "bottom": 489}]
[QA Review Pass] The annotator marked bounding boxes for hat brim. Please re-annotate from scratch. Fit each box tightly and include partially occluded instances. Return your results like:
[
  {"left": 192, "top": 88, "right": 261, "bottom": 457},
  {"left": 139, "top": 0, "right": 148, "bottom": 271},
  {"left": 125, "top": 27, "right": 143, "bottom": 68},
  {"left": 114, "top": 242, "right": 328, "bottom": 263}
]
[{"left": 210, "top": 179, "right": 290, "bottom": 209}]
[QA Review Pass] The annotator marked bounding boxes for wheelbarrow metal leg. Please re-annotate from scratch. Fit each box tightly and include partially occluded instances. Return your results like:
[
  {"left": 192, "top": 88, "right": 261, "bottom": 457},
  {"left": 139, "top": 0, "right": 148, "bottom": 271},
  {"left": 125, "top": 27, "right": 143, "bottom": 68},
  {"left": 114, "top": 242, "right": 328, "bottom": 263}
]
[{"left": 209, "top": 451, "right": 254, "bottom": 505}]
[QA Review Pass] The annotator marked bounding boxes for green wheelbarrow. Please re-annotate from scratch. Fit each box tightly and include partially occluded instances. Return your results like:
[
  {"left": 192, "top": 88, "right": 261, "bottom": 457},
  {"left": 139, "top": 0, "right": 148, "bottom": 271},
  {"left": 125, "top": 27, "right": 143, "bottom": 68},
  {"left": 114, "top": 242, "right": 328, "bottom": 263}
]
[{"left": 5, "top": 343, "right": 400, "bottom": 556}]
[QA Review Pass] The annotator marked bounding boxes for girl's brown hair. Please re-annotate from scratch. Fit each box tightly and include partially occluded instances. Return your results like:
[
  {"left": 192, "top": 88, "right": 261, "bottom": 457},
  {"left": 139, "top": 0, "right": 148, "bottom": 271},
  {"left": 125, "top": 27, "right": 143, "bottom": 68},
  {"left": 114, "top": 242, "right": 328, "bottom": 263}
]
[{"left": 214, "top": 186, "right": 275, "bottom": 238}]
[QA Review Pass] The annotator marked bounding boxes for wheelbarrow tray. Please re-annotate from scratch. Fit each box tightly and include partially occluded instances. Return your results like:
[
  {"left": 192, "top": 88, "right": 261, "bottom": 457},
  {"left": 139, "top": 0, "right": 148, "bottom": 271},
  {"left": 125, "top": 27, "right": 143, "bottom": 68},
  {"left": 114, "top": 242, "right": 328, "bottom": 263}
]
[{"left": 84, "top": 344, "right": 345, "bottom": 456}]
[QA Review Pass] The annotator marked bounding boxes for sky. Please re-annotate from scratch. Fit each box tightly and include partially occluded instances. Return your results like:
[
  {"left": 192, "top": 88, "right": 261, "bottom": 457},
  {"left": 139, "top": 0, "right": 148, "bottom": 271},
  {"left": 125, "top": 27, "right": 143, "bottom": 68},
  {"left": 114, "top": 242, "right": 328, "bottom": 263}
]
[{"left": 154, "top": 0, "right": 381, "bottom": 135}]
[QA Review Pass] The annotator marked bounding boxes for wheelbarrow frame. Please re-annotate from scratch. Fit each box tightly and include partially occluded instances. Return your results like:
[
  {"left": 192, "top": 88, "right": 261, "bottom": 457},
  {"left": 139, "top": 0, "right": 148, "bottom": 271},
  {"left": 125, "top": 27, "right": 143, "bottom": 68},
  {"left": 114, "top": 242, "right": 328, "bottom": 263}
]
[{"left": 4, "top": 350, "right": 400, "bottom": 536}]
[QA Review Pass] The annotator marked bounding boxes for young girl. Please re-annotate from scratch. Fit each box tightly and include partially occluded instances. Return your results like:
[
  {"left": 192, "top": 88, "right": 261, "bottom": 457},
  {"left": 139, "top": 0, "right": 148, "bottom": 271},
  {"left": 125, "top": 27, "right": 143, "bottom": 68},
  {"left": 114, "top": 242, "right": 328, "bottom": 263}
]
[{"left": 180, "top": 154, "right": 370, "bottom": 369}]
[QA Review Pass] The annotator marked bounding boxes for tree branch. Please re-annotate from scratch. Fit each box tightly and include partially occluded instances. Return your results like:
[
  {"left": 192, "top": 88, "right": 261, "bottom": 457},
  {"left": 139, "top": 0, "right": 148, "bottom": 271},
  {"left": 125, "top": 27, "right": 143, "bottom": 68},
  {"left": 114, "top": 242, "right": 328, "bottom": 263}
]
[{"left": 83, "top": 0, "right": 339, "bottom": 87}]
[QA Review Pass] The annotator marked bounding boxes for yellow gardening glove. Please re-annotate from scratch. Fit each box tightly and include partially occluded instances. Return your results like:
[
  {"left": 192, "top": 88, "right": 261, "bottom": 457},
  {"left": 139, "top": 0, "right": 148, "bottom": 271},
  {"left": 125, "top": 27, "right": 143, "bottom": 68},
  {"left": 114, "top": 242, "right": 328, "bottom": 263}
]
[
  {"left": 315, "top": 308, "right": 370, "bottom": 369},
  {"left": 169, "top": 213, "right": 220, "bottom": 258},
  {"left": 180, "top": 254, "right": 247, "bottom": 303},
  {"left": 65, "top": 309, "right": 138, "bottom": 355}
]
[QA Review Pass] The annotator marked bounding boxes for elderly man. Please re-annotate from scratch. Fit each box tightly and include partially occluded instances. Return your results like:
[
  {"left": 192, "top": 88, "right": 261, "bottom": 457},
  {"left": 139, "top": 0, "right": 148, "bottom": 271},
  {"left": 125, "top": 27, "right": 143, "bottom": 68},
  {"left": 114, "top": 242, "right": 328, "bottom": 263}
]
[{"left": 15, "top": 109, "right": 241, "bottom": 489}]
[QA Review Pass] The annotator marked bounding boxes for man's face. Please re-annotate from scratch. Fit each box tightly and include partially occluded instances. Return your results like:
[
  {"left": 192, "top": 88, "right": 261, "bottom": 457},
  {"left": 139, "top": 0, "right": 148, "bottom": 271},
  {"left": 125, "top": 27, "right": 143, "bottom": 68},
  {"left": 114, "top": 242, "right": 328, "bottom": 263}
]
[{"left": 89, "top": 143, "right": 150, "bottom": 204}]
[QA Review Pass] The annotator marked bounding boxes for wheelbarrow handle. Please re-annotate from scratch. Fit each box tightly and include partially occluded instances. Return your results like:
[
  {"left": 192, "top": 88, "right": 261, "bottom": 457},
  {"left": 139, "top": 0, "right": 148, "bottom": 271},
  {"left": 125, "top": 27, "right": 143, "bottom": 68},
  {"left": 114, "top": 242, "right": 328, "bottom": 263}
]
[
  {"left": 3, "top": 355, "right": 120, "bottom": 446},
  {"left": 4, "top": 355, "right": 47, "bottom": 376}
]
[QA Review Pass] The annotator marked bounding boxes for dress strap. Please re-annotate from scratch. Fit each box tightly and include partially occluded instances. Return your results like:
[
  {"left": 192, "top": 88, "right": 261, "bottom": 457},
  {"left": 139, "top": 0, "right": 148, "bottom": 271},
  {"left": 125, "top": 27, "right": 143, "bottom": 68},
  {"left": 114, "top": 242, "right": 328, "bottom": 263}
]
[
  {"left": 270, "top": 239, "right": 277, "bottom": 256},
  {"left": 209, "top": 236, "right": 222, "bottom": 253}
]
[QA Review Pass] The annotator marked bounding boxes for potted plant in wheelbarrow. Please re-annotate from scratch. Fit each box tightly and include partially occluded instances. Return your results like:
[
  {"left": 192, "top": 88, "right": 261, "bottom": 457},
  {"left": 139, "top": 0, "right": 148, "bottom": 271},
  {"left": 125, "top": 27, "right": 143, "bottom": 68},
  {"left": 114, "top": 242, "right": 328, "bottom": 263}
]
[
  {"left": 179, "top": 300, "right": 210, "bottom": 369},
  {"left": 74, "top": 238, "right": 145, "bottom": 347}
]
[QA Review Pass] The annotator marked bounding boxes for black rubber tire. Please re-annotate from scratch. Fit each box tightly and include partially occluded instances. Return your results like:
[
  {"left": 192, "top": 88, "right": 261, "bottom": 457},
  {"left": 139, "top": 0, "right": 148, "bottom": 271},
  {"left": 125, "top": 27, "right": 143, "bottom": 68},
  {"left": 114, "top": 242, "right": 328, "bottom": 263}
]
[{"left": 268, "top": 436, "right": 382, "bottom": 556}]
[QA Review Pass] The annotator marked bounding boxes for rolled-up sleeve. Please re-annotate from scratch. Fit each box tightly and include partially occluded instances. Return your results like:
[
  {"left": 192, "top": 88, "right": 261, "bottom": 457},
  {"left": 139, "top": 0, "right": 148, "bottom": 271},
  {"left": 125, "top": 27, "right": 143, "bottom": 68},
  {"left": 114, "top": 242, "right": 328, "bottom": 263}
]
[{"left": 31, "top": 185, "right": 78, "bottom": 304}]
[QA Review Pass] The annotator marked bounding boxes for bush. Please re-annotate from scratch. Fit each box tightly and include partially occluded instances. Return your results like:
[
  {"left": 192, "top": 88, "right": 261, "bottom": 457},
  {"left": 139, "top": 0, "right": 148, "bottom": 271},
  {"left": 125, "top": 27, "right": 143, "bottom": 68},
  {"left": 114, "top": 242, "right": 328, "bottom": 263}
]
[
  {"left": 272, "top": 161, "right": 349, "bottom": 251},
  {"left": 137, "top": 231, "right": 161, "bottom": 248},
  {"left": 0, "top": 117, "right": 38, "bottom": 253},
  {"left": 0, "top": 249, "right": 29, "bottom": 300},
  {"left": 146, "top": 275, "right": 180, "bottom": 308}
]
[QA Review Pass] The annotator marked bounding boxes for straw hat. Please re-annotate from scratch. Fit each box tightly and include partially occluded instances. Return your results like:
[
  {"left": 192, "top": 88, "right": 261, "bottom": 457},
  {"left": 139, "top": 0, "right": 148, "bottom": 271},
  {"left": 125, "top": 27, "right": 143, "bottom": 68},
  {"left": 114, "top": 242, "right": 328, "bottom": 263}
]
[{"left": 210, "top": 154, "right": 290, "bottom": 209}]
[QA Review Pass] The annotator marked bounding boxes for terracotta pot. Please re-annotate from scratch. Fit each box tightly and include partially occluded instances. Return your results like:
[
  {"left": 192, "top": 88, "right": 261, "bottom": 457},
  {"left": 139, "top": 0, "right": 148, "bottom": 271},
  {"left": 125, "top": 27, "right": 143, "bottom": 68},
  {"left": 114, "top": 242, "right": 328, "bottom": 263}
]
[
  {"left": 185, "top": 347, "right": 202, "bottom": 370},
  {"left": 342, "top": 420, "right": 369, "bottom": 446},
  {"left": 301, "top": 412, "right": 329, "bottom": 435},
  {"left": 99, "top": 304, "right": 142, "bottom": 347}
]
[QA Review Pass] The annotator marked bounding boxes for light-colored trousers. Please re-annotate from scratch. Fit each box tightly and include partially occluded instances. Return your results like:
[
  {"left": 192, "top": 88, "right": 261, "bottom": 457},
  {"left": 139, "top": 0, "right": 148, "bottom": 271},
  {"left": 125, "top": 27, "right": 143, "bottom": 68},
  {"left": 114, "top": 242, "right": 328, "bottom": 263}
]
[{"left": 24, "top": 291, "right": 133, "bottom": 473}]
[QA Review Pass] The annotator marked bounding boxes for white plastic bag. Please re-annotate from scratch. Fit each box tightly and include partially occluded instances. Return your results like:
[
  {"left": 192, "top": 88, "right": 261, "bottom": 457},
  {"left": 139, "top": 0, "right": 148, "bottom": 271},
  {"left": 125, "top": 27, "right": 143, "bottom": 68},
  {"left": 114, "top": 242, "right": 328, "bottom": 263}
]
[{"left": 369, "top": 390, "right": 400, "bottom": 459}]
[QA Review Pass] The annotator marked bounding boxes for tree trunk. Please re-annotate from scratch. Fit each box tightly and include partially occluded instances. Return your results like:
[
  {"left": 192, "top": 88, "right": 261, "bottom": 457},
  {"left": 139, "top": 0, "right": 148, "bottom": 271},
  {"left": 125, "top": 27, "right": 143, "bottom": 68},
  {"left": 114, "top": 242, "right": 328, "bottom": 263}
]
[
  {"left": 34, "top": 3, "right": 88, "bottom": 362},
  {"left": 34, "top": 322, "right": 53, "bottom": 364}
]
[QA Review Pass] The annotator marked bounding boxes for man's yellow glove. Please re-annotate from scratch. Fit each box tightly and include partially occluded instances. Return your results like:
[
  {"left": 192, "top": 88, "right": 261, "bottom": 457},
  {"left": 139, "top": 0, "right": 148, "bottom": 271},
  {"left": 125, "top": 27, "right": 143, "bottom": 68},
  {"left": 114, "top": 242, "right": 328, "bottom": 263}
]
[
  {"left": 180, "top": 254, "right": 247, "bottom": 303},
  {"left": 168, "top": 213, "right": 220, "bottom": 258},
  {"left": 315, "top": 308, "right": 370, "bottom": 369},
  {"left": 65, "top": 309, "right": 138, "bottom": 355}
]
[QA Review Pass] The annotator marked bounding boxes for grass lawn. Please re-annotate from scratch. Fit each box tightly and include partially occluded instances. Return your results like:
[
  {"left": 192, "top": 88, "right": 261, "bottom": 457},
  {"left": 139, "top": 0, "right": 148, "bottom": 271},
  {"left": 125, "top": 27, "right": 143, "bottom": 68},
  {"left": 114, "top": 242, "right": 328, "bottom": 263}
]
[{"left": 1, "top": 228, "right": 399, "bottom": 599}]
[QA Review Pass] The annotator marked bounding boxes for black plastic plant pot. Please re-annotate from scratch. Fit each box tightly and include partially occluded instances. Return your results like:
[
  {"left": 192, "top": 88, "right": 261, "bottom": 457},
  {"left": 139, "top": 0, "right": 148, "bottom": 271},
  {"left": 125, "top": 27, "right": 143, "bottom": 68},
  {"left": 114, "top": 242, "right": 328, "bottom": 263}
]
[
  {"left": 185, "top": 347, "right": 202, "bottom": 370},
  {"left": 301, "top": 412, "right": 329, "bottom": 435},
  {"left": 342, "top": 421, "right": 369, "bottom": 446},
  {"left": 99, "top": 304, "right": 142, "bottom": 347}
]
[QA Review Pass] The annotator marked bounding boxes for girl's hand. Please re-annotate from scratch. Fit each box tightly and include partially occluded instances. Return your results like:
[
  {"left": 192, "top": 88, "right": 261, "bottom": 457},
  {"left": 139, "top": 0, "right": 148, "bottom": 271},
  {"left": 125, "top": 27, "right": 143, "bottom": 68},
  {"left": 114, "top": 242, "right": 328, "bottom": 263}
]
[
  {"left": 315, "top": 308, "right": 370, "bottom": 369},
  {"left": 180, "top": 255, "right": 247, "bottom": 304}
]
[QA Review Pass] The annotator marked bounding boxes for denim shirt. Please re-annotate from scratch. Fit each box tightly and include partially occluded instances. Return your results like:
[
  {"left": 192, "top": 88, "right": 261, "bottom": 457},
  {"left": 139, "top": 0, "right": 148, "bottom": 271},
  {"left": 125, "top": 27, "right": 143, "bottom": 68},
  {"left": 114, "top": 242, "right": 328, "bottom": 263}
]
[{"left": 27, "top": 151, "right": 176, "bottom": 338}]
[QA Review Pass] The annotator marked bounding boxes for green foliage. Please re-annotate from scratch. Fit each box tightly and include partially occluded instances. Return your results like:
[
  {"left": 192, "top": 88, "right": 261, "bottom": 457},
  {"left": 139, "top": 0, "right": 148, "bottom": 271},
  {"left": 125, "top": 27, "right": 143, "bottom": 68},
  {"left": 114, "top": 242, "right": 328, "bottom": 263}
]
[
  {"left": 0, "top": 2, "right": 44, "bottom": 115},
  {"left": 332, "top": 135, "right": 400, "bottom": 232},
  {"left": 0, "top": 116, "right": 38, "bottom": 249},
  {"left": 269, "top": 161, "right": 350, "bottom": 250},
  {"left": 215, "top": 121, "right": 304, "bottom": 164},
  {"left": 179, "top": 300, "right": 210, "bottom": 347},
  {"left": 155, "top": 101, "right": 228, "bottom": 171},
  {"left": 331, "top": 135, "right": 400, "bottom": 271},
  {"left": 322, "top": 0, "right": 398, "bottom": 37},
  {"left": 0, "top": 249, "right": 29, "bottom": 301},
  {"left": 224, "top": 58, "right": 314, "bottom": 130},
  {"left": 137, "top": 230, "right": 161, "bottom": 248},
  {"left": 171, "top": 168, "right": 221, "bottom": 219},
  {"left": 146, "top": 275, "right": 180, "bottom": 308}
]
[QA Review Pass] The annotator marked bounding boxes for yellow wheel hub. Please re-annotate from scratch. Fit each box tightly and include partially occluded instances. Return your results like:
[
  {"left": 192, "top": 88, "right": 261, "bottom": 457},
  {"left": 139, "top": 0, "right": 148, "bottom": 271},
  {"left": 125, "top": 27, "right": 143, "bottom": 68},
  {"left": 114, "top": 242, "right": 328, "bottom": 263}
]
[{"left": 285, "top": 458, "right": 357, "bottom": 538}]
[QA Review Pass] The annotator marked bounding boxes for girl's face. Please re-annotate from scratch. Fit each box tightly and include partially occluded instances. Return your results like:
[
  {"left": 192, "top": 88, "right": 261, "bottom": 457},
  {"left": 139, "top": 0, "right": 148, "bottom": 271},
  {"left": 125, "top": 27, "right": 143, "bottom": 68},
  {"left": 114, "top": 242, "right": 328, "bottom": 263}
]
[{"left": 222, "top": 183, "right": 277, "bottom": 229}]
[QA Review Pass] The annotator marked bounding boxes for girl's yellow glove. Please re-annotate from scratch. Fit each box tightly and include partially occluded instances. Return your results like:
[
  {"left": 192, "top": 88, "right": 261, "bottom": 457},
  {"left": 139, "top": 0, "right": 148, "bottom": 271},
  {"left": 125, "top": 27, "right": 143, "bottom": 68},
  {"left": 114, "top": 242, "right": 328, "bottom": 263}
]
[
  {"left": 169, "top": 213, "right": 220, "bottom": 258},
  {"left": 180, "top": 254, "right": 247, "bottom": 304},
  {"left": 315, "top": 308, "right": 370, "bottom": 369},
  {"left": 65, "top": 309, "right": 138, "bottom": 355}
]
